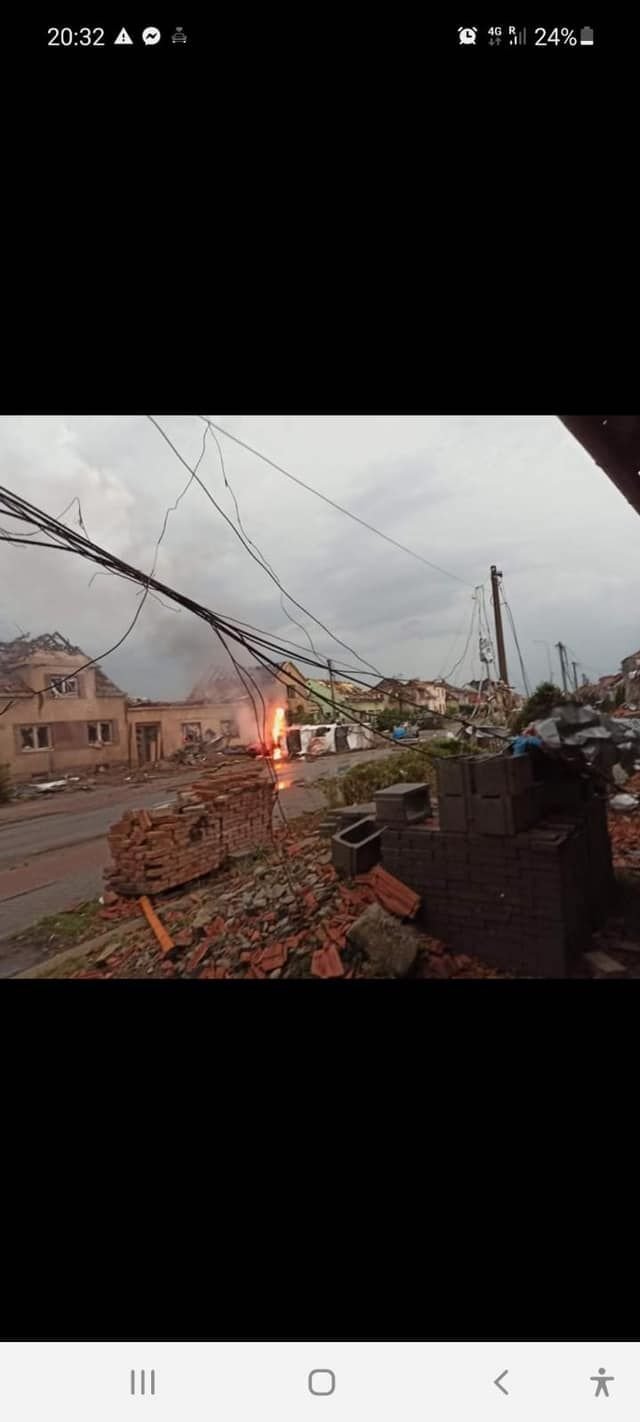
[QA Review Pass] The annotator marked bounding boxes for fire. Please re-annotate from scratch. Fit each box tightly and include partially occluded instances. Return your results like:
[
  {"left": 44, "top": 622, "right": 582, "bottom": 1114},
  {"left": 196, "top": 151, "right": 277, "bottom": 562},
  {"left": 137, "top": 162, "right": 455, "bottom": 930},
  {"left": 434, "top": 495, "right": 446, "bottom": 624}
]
[{"left": 271, "top": 706, "right": 286, "bottom": 761}]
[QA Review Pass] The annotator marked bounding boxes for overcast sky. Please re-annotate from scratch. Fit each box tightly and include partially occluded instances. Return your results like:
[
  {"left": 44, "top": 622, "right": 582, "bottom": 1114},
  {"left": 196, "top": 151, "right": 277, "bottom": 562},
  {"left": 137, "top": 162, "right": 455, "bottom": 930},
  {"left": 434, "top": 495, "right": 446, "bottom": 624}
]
[{"left": 1, "top": 414, "right": 639, "bottom": 701}]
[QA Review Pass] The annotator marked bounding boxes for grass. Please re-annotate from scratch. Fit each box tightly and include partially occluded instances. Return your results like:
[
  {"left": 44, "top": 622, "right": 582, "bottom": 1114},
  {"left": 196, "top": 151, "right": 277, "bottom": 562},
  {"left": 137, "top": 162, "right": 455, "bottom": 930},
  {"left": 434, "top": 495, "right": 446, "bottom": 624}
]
[
  {"left": 7, "top": 899, "right": 104, "bottom": 954},
  {"left": 316, "top": 741, "right": 482, "bottom": 808}
]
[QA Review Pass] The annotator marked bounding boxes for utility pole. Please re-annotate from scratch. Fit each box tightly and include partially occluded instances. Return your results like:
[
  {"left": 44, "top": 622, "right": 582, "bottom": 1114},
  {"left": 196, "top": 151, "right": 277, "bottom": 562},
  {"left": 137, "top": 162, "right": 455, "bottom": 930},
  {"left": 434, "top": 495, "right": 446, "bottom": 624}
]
[
  {"left": 490, "top": 565, "right": 509, "bottom": 685},
  {"left": 571, "top": 660, "right": 579, "bottom": 693},
  {"left": 555, "top": 641, "right": 569, "bottom": 693},
  {"left": 327, "top": 658, "right": 337, "bottom": 719}
]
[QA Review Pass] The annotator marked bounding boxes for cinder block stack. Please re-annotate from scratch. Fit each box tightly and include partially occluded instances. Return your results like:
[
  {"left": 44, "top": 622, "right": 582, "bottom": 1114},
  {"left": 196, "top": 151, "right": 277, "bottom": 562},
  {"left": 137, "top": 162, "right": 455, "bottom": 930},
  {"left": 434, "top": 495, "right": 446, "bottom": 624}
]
[
  {"left": 377, "top": 755, "right": 615, "bottom": 977},
  {"left": 105, "top": 766, "right": 275, "bottom": 896}
]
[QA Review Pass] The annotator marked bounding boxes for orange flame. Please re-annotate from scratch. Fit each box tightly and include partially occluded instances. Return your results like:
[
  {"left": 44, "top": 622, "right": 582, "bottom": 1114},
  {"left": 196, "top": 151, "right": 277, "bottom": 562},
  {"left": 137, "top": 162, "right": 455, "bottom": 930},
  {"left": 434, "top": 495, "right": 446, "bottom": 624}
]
[{"left": 271, "top": 706, "right": 286, "bottom": 761}]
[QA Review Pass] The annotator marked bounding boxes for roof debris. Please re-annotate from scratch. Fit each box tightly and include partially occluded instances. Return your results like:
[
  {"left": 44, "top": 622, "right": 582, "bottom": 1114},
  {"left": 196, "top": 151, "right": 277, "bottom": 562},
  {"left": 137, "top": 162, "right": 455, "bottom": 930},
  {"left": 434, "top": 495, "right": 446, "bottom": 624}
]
[{"left": 67, "top": 812, "right": 504, "bottom": 980}]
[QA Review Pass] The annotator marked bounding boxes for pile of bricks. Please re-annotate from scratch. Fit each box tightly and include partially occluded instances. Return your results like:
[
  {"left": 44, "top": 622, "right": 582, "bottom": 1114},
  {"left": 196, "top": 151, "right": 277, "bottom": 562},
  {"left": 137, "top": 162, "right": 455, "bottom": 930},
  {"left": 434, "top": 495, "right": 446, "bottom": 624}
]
[{"left": 105, "top": 765, "right": 276, "bottom": 896}]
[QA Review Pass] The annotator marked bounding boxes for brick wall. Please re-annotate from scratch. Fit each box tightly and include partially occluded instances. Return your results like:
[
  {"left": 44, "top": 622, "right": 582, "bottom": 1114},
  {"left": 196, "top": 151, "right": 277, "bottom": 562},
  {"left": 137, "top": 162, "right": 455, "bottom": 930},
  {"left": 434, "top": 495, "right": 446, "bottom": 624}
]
[{"left": 105, "top": 765, "right": 276, "bottom": 896}]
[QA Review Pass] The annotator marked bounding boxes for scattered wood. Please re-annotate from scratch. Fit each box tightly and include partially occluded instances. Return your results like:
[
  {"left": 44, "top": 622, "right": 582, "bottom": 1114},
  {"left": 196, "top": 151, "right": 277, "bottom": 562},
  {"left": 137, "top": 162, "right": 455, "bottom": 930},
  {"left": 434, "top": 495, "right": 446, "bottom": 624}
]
[{"left": 138, "top": 896, "right": 175, "bottom": 954}]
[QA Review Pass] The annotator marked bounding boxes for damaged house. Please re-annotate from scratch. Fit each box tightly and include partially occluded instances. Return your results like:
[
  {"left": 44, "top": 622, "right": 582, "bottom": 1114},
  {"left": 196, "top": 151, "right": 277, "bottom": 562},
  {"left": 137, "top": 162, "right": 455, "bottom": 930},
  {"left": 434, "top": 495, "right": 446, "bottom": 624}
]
[
  {"left": 189, "top": 658, "right": 317, "bottom": 731},
  {"left": 0, "top": 633, "right": 127, "bottom": 781}
]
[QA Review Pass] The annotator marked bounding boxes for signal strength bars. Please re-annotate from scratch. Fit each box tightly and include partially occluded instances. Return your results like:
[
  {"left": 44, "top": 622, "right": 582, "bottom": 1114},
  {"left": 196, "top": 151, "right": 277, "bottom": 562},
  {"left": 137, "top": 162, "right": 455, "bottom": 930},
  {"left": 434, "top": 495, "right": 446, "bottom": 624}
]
[{"left": 508, "top": 26, "right": 526, "bottom": 44}]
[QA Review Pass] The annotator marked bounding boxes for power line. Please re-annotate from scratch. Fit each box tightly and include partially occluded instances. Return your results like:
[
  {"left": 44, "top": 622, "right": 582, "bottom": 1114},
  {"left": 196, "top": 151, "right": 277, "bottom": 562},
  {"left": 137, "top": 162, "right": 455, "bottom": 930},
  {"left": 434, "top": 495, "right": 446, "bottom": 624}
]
[
  {"left": 206, "top": 422, "right": 321, "bottom": 660},
  {"left": 147, "top": 416, "right": 384, "bottom": 680},
  {"left": 198, "top": 416, "right": 473, "bottom": 588},
  {"left": 441, "top": 588, "right": 481, "bottom": 684},
  {"left": 0, "top": 487, "right": 512, "bottom": 741},
  {"left": 500, "top": 586, "right": 531, "bottom": 698}
]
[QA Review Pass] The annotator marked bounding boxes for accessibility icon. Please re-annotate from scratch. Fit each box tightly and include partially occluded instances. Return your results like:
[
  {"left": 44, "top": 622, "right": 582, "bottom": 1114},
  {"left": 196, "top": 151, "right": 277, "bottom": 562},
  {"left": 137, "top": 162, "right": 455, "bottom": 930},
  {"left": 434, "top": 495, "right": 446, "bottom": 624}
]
[{"left": 591, "top": 1368, "right": 614, "bottom": 1399}]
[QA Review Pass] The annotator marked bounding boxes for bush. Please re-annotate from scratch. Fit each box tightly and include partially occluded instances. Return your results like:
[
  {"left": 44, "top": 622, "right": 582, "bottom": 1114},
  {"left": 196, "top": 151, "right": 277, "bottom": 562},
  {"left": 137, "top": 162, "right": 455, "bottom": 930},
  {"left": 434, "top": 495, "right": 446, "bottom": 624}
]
[
  {"left": 0, "top": 764, "right": 12, "bottom": 804},
  {"left": 375, "top": 707, "right": 404, "bottom": 732},
  {"left": 317, "top": 741, "right": 480, "bottom": 808},
  {"left": 510, "top": 681, "right": 565, "bottom": 735}
]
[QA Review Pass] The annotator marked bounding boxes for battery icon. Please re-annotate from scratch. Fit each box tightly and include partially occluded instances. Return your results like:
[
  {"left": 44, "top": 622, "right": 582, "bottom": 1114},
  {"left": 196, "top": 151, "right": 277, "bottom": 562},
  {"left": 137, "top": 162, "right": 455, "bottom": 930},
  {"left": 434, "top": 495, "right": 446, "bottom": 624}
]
[{"left": 580, "top": 26, "right": 594, "bottom": 44}]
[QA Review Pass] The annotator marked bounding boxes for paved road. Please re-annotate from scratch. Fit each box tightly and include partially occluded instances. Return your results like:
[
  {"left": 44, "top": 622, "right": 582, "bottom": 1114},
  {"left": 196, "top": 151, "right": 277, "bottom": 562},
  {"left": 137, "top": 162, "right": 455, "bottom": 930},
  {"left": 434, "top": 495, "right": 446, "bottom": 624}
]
[{"left": 0, "top": 748, "right": 394, "bottom": 943}]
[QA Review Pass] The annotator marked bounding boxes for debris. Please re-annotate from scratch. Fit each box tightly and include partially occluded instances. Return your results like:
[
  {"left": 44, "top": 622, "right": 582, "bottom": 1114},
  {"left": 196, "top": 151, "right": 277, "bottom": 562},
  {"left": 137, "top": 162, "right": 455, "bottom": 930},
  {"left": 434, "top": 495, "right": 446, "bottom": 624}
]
[
  {"left": 610, "top": 794, "right": 639, "bottom": 812},
  {"left": 347, "top": 902, "right": 420, "bottom": 977},
  {"left": 584, "top": 949, "right": 627, "bottom": 977},
  {"left": 612, "top": 764, "right": 630, "bottom": 787},
  {"left": 356, "top": 864, "right": 421, "bottom": 919},
  {"left": 138, "top": 896, "right": 175, "bottom": 954},
  {"left": 311, "top": 944, "right": 345, "bottom": 978}
]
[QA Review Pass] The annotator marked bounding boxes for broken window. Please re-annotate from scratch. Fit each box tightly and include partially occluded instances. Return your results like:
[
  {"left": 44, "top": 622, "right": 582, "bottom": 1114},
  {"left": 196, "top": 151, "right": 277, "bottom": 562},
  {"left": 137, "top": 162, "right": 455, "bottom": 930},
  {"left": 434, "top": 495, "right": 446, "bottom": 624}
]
[
  {"left": 49, "top": 676, "right": 78, "bottom": 696},
  {"left": 20, "top": 725, "right": 51, "bottom": 750},
  {"left": 182, "top": 722, "right": 202, "bottom": 744},
  {"left": 88, "top": 722, "right": 113, "bottom": 745}
]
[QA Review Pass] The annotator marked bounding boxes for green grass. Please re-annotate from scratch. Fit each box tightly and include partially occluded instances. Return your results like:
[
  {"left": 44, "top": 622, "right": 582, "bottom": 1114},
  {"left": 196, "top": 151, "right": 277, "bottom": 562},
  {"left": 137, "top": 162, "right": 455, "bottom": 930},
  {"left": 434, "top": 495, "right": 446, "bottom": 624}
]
[{"left": 9, "top": 899, "right": 104, "bottom": 953}]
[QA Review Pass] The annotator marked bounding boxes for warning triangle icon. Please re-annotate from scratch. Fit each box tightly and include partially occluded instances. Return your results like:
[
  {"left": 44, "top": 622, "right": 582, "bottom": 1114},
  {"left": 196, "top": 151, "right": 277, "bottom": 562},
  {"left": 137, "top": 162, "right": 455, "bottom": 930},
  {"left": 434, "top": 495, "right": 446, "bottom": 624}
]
[{"left": 114, "top": 27, "right": 133, "bottom": 44}]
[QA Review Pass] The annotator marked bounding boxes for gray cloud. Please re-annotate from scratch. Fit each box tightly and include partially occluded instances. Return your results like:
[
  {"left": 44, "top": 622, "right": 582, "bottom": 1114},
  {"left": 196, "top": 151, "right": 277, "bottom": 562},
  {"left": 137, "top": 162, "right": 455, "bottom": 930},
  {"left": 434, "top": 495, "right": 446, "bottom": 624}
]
[{"left": 1, "top": 414, "right": 639, "bottom": 699}]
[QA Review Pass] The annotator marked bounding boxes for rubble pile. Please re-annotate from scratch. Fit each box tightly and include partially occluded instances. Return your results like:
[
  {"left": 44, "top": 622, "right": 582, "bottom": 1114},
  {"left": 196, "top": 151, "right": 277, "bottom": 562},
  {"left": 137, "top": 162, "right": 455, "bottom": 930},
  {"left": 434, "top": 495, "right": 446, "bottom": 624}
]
[
  {"left": 532, "top": 702, "right": 640, "bottom": 782},
  {"left": 607, "top": 770, "right": 640, "bottom": 869},
  {"left": 70, "top": 814, "right": 502, "bottom": 979},
  {"left": 105, "top": 764, "right": 276, "bottom": 897}
]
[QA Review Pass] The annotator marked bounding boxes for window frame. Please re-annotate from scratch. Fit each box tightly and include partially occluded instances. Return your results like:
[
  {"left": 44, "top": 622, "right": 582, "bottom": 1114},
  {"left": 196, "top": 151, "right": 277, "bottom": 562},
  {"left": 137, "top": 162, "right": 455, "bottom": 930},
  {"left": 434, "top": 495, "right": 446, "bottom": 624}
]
[
  {"left": 87, "top": 721, "right": 113, "bottom": 746},
  {"left": 181, "top": 722, "right": 202, "bottom": 744},
  {"left": 48, "top": 675, "right": 79, "bottom": 697},
  {"left": 20, "top": 724, "right": 52, "bottom": 751}
]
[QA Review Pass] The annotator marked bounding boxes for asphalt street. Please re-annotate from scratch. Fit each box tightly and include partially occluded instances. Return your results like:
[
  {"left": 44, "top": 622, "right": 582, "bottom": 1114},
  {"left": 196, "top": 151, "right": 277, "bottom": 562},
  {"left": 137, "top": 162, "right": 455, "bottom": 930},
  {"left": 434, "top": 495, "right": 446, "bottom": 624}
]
[{"left": 0, "top": 748, "right": 394, "bottom": 944}]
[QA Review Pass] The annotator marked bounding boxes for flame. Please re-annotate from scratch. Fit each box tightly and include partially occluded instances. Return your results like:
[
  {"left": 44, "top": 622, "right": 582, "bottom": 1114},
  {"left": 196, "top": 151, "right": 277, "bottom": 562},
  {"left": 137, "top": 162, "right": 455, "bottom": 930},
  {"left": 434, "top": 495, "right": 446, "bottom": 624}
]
[{"left": 271, "top": 706, "right": 286, "bottom": 761}]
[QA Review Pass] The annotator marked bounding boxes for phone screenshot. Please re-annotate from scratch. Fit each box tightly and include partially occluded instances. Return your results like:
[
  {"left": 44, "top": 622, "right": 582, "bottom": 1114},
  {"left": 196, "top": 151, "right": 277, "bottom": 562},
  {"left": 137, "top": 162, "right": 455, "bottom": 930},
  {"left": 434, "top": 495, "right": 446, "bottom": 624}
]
[
  {"left": 1, "top": 414, "right": 638, "bottom": 981},
  {"left": 0, "top": 1343, "right": 636, "bottom": 1414}
]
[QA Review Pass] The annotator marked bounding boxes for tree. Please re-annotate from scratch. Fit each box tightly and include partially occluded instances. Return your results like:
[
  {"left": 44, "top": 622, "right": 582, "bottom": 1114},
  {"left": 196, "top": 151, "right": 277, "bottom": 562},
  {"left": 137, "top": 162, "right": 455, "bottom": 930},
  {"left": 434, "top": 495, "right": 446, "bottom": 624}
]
[
  {"left": 375, "top": 707, "right": 404, "bottom": 732},
  {"left": 510, "top": 681, "right": 565, "bottom": 734}
]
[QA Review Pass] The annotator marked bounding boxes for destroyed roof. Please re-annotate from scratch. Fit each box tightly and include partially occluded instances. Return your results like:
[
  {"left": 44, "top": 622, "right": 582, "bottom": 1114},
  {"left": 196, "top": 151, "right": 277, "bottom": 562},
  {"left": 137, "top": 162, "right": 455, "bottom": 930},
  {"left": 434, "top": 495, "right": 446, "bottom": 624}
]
[
  {"left": 558, "top": 417, "right": 640, "bottom": 519},
  {"left": 95, "top": 667, "right": 126, "bottom": 697},
  {"left": 0, "top": 632, "right": 125, "bottom": 697}
]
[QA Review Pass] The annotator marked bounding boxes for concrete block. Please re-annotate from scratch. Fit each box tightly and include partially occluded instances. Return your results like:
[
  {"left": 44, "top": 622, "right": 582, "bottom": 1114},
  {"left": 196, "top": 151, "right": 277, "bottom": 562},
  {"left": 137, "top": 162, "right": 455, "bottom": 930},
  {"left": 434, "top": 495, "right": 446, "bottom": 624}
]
[
  {"left": 438, "top": 794, "right": 470, "bottom": 833},
  {"left": 471, "top": 785, "right": 543, "bottom": 836},
  {"left": 472, "top": 753, "right": 533, "bottom": 797},
  {"left": 331, "top": 817, "right": 382, "bottom": 878},
  {"left": 435, "top": 756, "right": 476, "bottom": 798},
  {"left": 375, "top": 782, "right": 431, "bottom": 826}
]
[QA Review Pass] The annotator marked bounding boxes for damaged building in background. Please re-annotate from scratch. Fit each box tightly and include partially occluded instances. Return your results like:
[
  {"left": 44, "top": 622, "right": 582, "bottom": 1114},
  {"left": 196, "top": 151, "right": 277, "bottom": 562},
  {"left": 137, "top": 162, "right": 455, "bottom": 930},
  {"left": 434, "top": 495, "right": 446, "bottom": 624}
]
[
  {"left": 0, "top": 633, "right": 128, "bottom": 781},
  {"left": 0, "top": 637, "right": 321, "bottom": 779}
]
